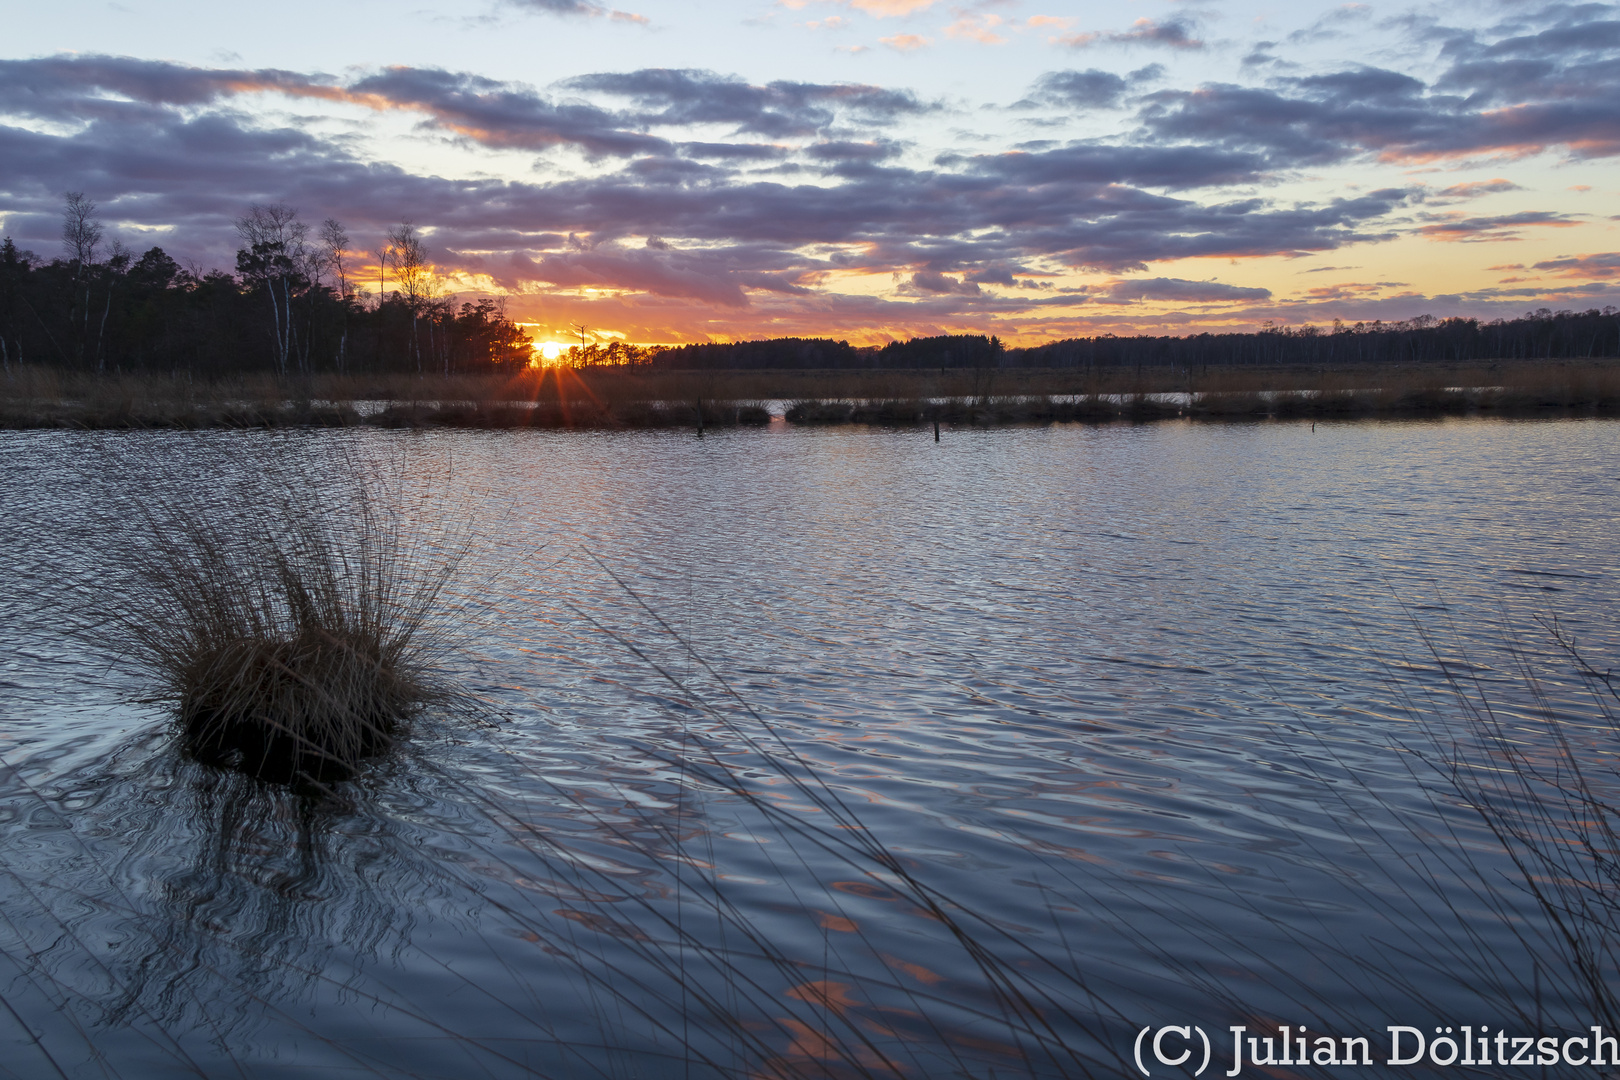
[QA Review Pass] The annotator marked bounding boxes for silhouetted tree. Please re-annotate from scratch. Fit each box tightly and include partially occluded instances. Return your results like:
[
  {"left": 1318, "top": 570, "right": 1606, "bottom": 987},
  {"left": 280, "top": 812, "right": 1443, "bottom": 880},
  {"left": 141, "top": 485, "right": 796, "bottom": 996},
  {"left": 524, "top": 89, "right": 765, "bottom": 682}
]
[
  {"left": 319, "top": 219, "right": 352, "bottom": 372},
  {"left": 387, "top": 222, "right": 428, "bottom": 373},
  {"left": 235, "top": 204, "right": 310, "bottom": 375},
  {"left": 60, "top": 192, "right": 106, "bottom": 370}
]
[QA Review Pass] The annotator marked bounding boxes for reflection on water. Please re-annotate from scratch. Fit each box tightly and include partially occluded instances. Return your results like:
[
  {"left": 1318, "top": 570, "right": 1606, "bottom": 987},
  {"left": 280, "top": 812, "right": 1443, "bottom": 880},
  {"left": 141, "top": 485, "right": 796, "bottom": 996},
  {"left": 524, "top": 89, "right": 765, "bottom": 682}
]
[{"left": 0, "top": 418, "right": 1617, "bottom": 1077}]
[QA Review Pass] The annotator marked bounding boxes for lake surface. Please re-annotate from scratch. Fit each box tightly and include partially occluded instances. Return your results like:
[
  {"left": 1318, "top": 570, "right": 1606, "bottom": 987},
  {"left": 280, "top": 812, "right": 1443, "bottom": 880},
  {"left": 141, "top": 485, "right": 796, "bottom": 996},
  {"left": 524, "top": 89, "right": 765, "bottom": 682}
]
[{"left": 1, "top": 416, "right": 1617, "bottom": 1079}]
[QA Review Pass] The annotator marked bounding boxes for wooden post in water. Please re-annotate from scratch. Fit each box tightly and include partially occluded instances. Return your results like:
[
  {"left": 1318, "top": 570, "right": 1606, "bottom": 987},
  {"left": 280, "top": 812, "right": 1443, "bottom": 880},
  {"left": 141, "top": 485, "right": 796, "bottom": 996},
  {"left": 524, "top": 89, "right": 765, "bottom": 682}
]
[
  {"left": 934, "top": 418, "right": 940, "bottom": 442},
  {"left": 697, "top": 399, "right": 704, "bottom": 437}
]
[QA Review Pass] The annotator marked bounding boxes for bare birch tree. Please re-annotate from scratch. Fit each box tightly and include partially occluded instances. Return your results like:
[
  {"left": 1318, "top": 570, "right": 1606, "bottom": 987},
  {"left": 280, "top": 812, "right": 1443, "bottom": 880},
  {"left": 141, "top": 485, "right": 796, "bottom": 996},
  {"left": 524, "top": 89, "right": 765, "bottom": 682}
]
[
  {"left": 387, "top": 222, "right": 428, "bottom": 373},
  {"left": 61, "top": 192, "right": 104, "bottom": 369},
  {"left": 61, "top": 192, "right": 102, "bottom": 267},
  {"left": 235, "top": 203, "right": 309, "bottom": 375},
  {"left": 319, "top": 218, "right": 351, "bottom": 372}
]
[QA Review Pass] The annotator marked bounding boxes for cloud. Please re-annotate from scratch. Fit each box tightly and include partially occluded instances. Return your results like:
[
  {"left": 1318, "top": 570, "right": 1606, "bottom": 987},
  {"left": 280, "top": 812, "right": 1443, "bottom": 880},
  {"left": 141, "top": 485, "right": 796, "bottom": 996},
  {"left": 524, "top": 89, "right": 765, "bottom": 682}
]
[
  {"left": 1108, "top": 19, "right": 1203, "bottom": 49},
  {"left": 1416, "top": 210, "right": 1582, "bottom": 241},
  {"left": 881, "top": 34, "right": 931, "bottom": 52},
  {"left": 964, "top": 265, "right": 1019, "bottom": 286},
  {"left": 0, "top": 56, "right": 675, "bottom": 158},
  {"left": 1294, "top": 280, "right": 1407, "bottom": 301},
  {"left": 961, "top": 142, "right": 1273, "bottom": 190},
  {"left": 502, "top": 0, "right": 648, "bottom": 22},
  {"left": 905, "top": 270, "right": 981, "bottom": 294},
  {"left": 1436, "top": 178, "right": 1523, "bottom": 198},
  {"left": 1434, "top": 13, "right": 1620, "bottom": 108},
  {"left": 804, "top": 139, "right": 903, "bottom": 162},
  {"left": 506, "top": 0, "right": 605, "bottom": 13},
  {"left": 1137, "top": 58, "right": 1620, "bottom": 165},
  {"left": 1062, "top": 18, "right": 1203, "bottom": 50},
  {"left": 1134, "top": 9, "right": 1620, "bottom": 164},
  {"left": 1531, "top": 251, "right": 1620, "bottom": 277},
  {"left": 0, "top": 76, "right": 1415, "bottom": 294},
  {"left": 1100, "top": 277, "right": 1273, "bottom": 302},
  {"left": 678, "top": 141, "right": 791, "bottom": 160},
  {"left": 510, "top": 244, "right": 819, "bottom": 306},
  {"left": 782, "top": 0, "right": 938, "bottom": 15},
  {"left": 347, "top": 67, "right": 672, "bottom": 156},
  {"left": 943, "top": 14, "right": 1007, "bottom": 45},
  {"left": 0, "top": 55, "right": 327, "bottom": 121},
  {"left": 3, "top": 43, "right": 1606, "bottom": 342},
  {"left": 1019, "top": 69, "right": 1131, "bottom": 110},
  {"left": 1287, "top": 4, "right": 1372, "bottom": 44},
  {"left": 564, "top": 68, "right": 934, "bottom": 136},
  {"left": 845, "top": 0, "right": 938, "bottom": 14}
]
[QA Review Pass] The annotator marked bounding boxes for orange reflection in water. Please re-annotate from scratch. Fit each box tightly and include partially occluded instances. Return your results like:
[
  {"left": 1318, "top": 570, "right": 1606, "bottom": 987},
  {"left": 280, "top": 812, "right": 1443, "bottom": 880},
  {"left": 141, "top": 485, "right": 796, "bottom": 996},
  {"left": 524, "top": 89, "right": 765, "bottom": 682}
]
[
  {"left": 814, "top": 910, "right": 860, "bottom": 933},
  {"left": 877, "top": 952, "right": 944, "bottom": 986},
  {"left": 511, "top": 361, "right": 608, "bottom": 426},
  {"left": 786, "top": 979, "right": 862, "bottom": 1016}
]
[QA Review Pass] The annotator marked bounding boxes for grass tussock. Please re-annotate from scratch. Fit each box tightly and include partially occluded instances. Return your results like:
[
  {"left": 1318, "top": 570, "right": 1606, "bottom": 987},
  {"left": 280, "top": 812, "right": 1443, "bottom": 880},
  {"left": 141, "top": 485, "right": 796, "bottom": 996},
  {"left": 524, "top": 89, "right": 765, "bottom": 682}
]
[{"left": 100, "top": 438, "right": 470, "bottom": 785}]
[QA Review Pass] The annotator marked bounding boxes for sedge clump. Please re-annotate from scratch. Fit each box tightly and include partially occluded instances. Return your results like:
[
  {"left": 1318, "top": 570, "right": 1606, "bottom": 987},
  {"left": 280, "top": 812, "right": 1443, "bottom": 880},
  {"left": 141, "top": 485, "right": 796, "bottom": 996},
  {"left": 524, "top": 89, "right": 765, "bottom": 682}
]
[{"left": 101, "top": 436, "right": 468, "bottom": 786}]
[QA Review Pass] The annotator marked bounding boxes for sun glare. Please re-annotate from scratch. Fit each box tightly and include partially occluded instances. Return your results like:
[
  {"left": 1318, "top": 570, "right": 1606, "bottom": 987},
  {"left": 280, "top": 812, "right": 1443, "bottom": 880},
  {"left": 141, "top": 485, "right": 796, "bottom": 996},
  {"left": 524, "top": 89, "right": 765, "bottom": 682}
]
[{"left": 528, "top": 341, "right": 565, "bottom": 367}]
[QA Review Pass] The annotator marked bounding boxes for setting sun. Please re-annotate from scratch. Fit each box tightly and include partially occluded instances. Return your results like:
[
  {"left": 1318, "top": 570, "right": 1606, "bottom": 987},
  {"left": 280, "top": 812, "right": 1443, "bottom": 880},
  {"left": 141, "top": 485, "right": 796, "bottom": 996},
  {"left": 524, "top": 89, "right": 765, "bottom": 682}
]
[{"left": 530, "top": 341, "right": 564, "bottom": 366}]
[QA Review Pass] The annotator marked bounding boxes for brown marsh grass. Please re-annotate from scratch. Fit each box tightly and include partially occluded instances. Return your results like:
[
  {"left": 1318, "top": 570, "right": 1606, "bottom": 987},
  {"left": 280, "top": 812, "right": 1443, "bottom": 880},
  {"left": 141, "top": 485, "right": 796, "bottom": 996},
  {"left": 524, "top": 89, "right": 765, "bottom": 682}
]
[
  {"left": 90, "top": 438, "right": 475, "bottom": 785},
  {"left": 3, "top": 358, "right": 1617, "bottom": 428}
]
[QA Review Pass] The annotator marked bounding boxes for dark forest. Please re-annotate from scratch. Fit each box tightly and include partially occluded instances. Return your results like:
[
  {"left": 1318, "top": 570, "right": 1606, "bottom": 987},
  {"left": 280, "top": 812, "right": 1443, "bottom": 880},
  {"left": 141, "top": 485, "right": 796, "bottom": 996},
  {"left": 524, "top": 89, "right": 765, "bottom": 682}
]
[{"left": 4, "top": 196, "right": 1617, "bottom": 378}]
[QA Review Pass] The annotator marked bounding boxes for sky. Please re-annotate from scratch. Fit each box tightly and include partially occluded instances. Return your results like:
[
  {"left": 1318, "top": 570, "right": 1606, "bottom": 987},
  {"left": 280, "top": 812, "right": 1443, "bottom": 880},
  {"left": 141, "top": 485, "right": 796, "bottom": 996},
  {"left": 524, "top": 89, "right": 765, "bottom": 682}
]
[{"left": 2, "top": 0, "right": 1618, "bottom": 348}]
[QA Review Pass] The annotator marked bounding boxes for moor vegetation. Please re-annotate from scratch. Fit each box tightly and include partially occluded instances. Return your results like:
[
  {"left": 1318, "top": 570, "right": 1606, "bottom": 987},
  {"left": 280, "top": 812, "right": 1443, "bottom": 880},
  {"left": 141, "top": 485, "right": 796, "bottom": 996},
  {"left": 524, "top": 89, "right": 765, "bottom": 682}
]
[
  {"left": 88, "top": 442, "right": 476, "bottom": 787},
  {"left": 2, "top": 356, "right": 1618, "bottom": 430}
]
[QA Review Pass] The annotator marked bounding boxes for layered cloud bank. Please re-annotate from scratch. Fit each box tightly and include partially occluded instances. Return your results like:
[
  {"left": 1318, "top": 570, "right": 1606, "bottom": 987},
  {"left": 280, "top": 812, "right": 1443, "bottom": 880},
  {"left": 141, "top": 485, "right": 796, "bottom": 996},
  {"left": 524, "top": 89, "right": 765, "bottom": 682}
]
[{"left": 2, "top": 0, "right": 1618, "bottom": 346}]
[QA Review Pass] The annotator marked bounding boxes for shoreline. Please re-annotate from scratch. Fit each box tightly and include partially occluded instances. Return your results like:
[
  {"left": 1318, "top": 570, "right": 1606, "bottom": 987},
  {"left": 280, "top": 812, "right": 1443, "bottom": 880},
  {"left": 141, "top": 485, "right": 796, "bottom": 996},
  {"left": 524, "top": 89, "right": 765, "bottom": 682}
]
[{"left": 2, "top": 359, "right": 1617, "bottom": 429}]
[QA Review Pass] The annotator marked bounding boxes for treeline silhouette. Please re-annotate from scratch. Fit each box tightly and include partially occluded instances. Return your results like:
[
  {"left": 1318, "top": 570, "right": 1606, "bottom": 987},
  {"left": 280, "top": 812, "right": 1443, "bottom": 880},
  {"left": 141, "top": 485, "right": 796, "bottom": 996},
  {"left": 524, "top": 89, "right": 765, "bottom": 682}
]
[
  {"left": 567, "top": 312, "right": 1619, "bottom": 372},
  {"left": 6, "top": 195, "right": 1617, "bottom": 378},
  {"left": 645, "top": 334, "right": 1007, "bottom": 370},
  {"left": 1003, "top": 311, "right": 1620, "bottom": 369},
  {"left": 0, "top": 196, "right": 532, "bottom": 376}
]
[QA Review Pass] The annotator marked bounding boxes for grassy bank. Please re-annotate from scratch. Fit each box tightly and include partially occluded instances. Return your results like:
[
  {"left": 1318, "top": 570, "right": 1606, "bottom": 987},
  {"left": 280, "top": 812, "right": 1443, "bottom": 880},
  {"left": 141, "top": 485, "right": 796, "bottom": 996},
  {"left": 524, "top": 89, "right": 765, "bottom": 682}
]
[{"left": 1, "top": 359, "right": 1618, "bottom": 428}]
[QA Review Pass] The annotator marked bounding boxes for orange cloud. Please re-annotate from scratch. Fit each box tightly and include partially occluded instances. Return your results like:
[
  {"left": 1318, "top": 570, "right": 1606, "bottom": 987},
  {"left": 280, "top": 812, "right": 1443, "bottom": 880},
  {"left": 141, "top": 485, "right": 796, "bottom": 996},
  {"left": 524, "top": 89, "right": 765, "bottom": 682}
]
[
  {"left": 944, "top": 13, "right": 1006, "bottom": 44},
  {"left": 880, "top": 33, "right": 931, "bottom": 51},
  {"left": 782, "top": 0, "right": 938, "bottom": 14},
  {"left": 848, "top": 0, "right": 937, "bottom": 13}
]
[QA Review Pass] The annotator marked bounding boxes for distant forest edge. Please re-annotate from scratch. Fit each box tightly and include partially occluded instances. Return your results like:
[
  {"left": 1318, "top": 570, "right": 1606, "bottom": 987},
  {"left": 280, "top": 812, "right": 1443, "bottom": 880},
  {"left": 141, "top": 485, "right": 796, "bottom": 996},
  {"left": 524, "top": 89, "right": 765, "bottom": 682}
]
[
  {"left": 4, "top": 197, "right": 1619, "bottom": 377},
  {"left": 646, "top": 311, "right": 1620, "bottom": 371}
]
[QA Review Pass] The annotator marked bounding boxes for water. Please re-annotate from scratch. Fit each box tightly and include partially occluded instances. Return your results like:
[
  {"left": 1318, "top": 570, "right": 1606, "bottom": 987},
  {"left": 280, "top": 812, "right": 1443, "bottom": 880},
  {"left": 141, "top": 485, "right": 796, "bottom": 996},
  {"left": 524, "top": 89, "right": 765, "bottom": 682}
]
[{"left": 1, "top": 417, "right": 1617, "bottom": 1078}]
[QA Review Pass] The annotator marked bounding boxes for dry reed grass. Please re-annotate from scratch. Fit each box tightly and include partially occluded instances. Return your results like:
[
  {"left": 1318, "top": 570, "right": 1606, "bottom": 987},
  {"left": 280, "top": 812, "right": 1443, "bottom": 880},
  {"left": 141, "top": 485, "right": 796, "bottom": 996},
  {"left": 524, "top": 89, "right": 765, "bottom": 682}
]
[
  {"left": 3, "top": 359, "right": 1617, "bottom": 429},
  {"left": 1413, "top": 617, "right": 1620, "bottom": 1033},
  {"left": 91, "top": 437, "right": 473, "bottom": 785}
]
